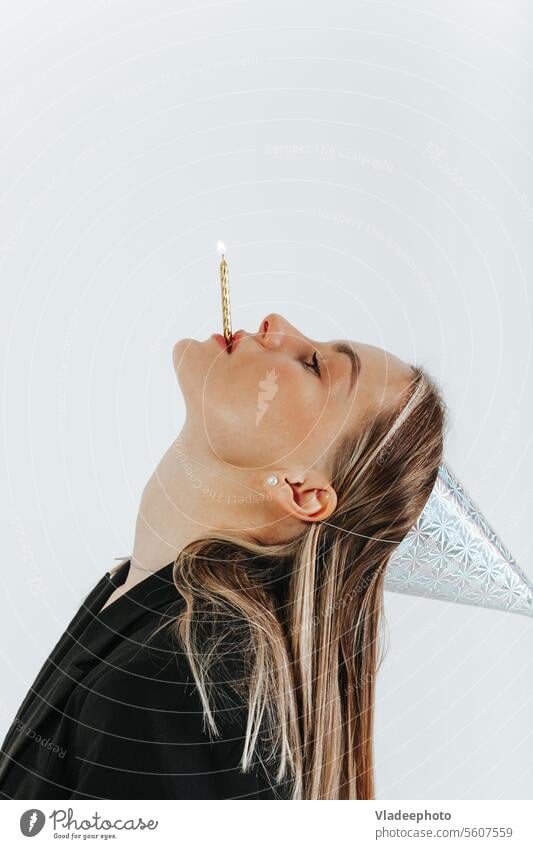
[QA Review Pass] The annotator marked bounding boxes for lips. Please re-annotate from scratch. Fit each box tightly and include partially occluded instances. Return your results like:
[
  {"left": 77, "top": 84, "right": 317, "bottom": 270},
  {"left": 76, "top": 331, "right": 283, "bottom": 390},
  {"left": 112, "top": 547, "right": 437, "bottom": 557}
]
[
  {"left": 211, "top": 330, "right": 247, "bottom": 352},
  {"left": 212, "top": 333, "right": 228, "bottom": 350},
  {"left": 230, "top": 330, "right": 246, "bottom": 351}
]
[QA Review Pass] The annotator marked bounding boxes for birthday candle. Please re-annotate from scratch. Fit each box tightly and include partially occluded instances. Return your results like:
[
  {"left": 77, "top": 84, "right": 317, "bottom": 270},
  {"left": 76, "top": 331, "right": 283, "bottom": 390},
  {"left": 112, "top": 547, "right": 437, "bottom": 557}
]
[{"left": 217, "top": 240, "right": 232, "bottom": 350}]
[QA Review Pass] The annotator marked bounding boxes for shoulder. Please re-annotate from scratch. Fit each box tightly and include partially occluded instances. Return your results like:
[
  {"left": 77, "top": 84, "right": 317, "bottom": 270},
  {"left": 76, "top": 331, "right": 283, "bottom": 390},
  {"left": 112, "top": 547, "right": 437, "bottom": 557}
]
[
  {"left": 75, "top": 616, "right": 247, "bottom": 740},
  {"left": 66, "top": 619, "right": 289, "bottom": 798}
]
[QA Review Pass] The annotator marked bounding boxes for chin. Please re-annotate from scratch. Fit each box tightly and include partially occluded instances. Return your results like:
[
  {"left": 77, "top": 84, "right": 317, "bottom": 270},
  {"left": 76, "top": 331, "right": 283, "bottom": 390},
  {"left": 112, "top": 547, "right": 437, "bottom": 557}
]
[
  {"left": 172, "top": 337, "right": 198, "bottom": 382},
  {"left": 172, "top": 335, "right": 199, "bottom": 360}
]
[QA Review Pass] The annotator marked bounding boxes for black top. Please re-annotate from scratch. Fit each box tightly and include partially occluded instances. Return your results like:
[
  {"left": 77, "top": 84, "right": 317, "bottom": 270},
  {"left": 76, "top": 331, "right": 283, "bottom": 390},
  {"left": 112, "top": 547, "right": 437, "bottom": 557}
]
[{"left": 0, "top": 558, "right": 290, "bottom": 800}]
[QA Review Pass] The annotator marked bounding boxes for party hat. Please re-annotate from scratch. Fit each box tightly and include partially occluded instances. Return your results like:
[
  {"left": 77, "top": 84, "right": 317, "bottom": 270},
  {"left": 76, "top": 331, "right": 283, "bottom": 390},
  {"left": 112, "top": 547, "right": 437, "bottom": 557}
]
[{"left": 385, "top": 463, "right": 532, "bottom": 617}]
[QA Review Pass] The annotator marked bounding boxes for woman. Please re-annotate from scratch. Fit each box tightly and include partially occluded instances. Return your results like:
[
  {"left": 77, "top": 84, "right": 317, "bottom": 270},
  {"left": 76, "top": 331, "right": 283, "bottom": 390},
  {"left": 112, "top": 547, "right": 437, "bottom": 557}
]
[{"left": 0, "top": 312, "right": 446, "bottom": 800}]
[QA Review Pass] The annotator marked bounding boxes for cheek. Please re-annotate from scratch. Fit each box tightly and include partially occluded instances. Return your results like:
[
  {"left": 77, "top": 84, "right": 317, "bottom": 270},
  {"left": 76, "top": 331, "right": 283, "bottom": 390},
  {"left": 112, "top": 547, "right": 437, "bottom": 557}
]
[
  {"left": 201, "top": 362, "right": 322, "bottom": 464},
  {"left": 251, "top": 366, "right": 328, "bottom": 457},
  {"left": 199, "top": 364, "right": 270, "bottom": 463}
]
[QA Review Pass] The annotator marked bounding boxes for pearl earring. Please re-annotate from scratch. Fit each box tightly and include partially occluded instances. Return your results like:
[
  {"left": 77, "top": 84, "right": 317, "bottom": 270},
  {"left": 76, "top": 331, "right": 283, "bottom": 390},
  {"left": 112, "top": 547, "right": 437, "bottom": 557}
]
[{"left": 265, "top": 474, "right": 279, "bottom": 487}]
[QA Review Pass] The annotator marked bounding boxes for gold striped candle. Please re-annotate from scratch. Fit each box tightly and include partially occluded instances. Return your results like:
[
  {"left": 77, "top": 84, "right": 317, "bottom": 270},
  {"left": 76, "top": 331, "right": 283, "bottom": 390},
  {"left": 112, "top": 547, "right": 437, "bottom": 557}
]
[{"left": 217, "top": 240, "right": 232, "bottom": 350}]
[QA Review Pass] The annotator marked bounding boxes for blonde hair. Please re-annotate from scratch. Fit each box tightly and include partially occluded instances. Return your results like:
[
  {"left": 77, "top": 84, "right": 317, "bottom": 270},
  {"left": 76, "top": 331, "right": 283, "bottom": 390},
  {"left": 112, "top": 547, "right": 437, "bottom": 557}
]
[{"left": 154, "top": 364, "right": 447, "bottom": 799}]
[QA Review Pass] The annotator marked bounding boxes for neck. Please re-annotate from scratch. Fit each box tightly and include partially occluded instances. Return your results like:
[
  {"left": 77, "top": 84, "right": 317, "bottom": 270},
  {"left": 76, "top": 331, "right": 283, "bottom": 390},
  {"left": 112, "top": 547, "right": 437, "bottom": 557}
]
[{"left": 129, "top": 421, "right": 272, "bottom": 577}]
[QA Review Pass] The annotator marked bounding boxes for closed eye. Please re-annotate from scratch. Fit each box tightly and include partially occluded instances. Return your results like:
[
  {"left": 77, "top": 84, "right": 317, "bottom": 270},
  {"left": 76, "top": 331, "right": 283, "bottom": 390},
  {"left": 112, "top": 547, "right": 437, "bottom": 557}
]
[{"left": 302, "top": 350, "right": 321, "bottom": 377}]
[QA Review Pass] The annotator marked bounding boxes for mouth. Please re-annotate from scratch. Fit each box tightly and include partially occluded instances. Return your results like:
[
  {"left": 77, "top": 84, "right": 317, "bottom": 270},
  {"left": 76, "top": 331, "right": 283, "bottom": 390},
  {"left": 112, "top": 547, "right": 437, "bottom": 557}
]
[
  {"left": 211, "top": 333, "right": 229, "bottom": 351},
  {"left": 230, "top": 330, "right": 247, "bottom": 352},
  {"left": 211, "top": 330, "right": 247, "bottom": 353}
]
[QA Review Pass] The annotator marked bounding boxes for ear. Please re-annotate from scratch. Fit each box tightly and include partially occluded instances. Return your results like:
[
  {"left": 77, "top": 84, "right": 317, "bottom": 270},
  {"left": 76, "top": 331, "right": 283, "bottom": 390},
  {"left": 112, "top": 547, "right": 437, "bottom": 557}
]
[{"left": 265, "top": 469, "right": 338, "bottom": 523}]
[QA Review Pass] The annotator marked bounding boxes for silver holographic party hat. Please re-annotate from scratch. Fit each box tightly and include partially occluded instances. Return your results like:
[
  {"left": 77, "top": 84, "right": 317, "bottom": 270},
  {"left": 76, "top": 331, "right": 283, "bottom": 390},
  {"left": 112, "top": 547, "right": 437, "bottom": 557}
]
[{"left": 385, "top": 463, "right": 532, "bottom": 617}]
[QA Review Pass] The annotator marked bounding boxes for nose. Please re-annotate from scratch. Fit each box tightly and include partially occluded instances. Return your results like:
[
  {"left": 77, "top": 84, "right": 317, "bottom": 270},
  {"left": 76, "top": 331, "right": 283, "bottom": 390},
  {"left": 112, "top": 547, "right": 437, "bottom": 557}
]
[{"left": 257, "top": 313, "right": 305, "bottom": 350}]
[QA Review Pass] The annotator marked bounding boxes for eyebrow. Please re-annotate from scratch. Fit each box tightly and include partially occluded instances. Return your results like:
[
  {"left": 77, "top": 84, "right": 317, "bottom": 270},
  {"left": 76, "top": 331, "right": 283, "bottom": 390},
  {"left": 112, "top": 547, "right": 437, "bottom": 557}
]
[{"left": 332, "top": 342, "right": 361, "bottom": 395}]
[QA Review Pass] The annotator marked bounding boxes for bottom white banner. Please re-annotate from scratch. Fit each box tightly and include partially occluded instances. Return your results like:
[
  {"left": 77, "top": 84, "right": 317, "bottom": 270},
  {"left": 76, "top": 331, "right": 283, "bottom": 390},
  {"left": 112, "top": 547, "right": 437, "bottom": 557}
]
[{"left": 0, "top": 799, "right": 532, "bottom": 848}]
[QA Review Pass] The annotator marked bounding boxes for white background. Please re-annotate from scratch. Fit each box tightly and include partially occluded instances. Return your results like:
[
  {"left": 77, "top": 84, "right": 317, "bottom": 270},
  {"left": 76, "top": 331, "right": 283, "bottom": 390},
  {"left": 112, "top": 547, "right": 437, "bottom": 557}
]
[{"left": 0, "top": 0, "right": 531, "bottom": 799}]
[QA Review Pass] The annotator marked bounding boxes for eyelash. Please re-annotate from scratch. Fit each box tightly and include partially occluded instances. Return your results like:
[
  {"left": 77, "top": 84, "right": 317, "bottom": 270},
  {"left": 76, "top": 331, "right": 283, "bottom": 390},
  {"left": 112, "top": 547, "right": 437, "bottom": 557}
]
[{"left": 302, "top": 350, "right": 322, "bottom": 377}]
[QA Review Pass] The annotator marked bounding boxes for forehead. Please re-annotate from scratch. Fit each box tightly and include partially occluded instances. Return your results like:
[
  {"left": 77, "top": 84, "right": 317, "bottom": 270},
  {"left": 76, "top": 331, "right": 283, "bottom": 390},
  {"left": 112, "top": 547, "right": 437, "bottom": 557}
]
[
  {"left": 347, "top": 339, "right": 413, "bottom": 414},
  {"left": 354, "top": 340, "right": 412, "bottom": 377}
]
